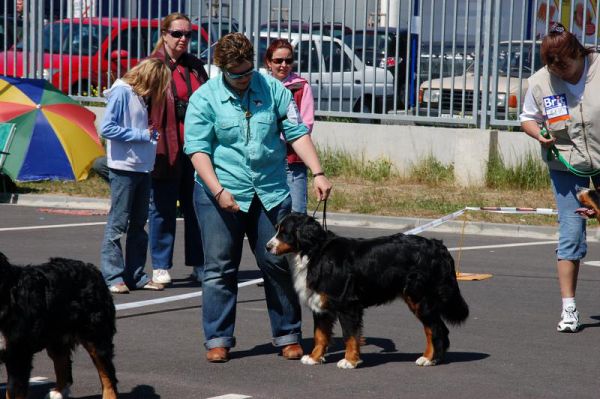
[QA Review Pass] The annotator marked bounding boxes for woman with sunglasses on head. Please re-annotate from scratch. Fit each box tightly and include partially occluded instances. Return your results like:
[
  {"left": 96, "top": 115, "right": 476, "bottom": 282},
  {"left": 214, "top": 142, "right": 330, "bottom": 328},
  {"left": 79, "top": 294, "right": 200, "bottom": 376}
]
[
  {"left": 147, "top": 13, "right": 209, "bottom": 286},
  {"left": 265, "top": 39, "right": 315, "bottom": 214},
  {"left": 184, "top": 33, "right": 332, "bottom": 363},
  {"left": 521, "top": 23, "right": 600, "bottom": 333}
]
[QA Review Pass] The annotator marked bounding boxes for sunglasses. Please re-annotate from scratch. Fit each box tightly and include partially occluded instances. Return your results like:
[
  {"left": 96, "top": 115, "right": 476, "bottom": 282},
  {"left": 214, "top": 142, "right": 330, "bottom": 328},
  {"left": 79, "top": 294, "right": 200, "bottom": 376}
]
[
  {"left": 549, "top": 23, "right": 566, "bottom": 34},
  {"left": 224, "top": 65, "right": 254, "bottom": 79},
  {"left": 168, "top": 30, "right": 192, "bottom": 39},
  {"left": 271, "top": 57, "right": 294, "bottom": 65}
]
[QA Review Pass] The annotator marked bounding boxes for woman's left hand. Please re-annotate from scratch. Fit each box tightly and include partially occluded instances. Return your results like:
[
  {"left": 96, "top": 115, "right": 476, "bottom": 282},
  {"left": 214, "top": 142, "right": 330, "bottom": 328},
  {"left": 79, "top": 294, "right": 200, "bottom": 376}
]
[{"left": 313, "top": 175, "right": 332, "bottom": 201}]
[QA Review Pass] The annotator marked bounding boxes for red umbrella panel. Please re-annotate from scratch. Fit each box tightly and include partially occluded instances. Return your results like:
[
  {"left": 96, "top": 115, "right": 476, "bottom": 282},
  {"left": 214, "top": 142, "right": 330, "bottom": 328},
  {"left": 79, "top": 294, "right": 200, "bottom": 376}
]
[{"left": 0, "top": 76, "right": 105, "bottom": 181}]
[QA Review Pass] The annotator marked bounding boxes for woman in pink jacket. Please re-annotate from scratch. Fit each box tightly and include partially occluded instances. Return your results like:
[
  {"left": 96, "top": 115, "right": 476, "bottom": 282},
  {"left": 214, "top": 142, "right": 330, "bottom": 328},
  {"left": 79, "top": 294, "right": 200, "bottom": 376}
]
[{"left": 265, "top": 39, "right": 315, "bottom": 213}]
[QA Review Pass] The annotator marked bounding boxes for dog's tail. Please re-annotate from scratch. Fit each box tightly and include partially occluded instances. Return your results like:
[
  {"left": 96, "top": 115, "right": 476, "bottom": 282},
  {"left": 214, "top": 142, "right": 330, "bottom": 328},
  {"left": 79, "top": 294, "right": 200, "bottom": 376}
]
[{"left": 438, "top": 247, "right": 469, "bottom": 325}]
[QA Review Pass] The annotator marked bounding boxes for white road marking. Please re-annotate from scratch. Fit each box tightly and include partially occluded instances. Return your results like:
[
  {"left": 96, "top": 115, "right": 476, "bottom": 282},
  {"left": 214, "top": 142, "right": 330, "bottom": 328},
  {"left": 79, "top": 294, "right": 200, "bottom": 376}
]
[
  {"left": 0, "top": 376, "right": 49, "bottom": 389},
  {"left": 0, "top": 222, "right": 106, "bottom": 232},
  {"left": 448, "top": 240, "right": 557, "bottom": 251},
  {"left": 115, "top": 278, "right": 263, "bottom": 311},
  {"left": 584, "top": 261, "right": 600, "bottom": 267},
  {"left": 206, "top": 395, "right": 252, "bottom": 399}
]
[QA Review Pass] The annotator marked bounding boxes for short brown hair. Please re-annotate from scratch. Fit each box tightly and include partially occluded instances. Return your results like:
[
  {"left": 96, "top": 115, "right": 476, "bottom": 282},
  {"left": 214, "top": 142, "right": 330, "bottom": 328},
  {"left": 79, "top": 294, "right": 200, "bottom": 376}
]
[
  {"left": 264, "top": 38, "right": 294, "bottom": 66},
  {"left": 214, "top": 33, "right": 254, "bottom": 70},
  {"left": 541, "top": 23, "right": 594, "bottom": 69}
]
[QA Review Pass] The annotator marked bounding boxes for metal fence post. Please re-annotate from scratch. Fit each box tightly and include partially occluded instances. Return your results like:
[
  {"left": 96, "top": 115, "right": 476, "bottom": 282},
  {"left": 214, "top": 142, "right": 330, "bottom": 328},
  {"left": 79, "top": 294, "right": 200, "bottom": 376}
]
[{"left": 478, "top": 0, "right": 493, "bottom": 130}]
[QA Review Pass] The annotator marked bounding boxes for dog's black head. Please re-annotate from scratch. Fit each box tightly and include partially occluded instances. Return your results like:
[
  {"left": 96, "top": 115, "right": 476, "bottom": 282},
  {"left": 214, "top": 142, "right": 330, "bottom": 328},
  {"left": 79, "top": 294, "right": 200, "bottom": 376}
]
[{"left": 266, "top": 213, "right": 328, "bottom": 255}]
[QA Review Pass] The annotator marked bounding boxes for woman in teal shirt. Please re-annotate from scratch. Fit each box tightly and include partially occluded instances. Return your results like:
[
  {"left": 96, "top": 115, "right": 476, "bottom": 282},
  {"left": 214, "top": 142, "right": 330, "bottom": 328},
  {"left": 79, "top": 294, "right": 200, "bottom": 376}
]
[{"left": 184, "top": 33, "right": 332, "bottom": 363}]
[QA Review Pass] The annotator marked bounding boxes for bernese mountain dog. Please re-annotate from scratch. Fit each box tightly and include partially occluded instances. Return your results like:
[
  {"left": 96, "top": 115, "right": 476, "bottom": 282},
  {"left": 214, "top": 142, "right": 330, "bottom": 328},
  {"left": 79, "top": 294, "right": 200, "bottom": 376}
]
[
  {"left": 0, "top": 252, "right": 118, "bottom": 399},
  {"left": 266, "top": 213, "right": 469, "bottom": 369},
  {"left": 576, "top": 188, "right": 600, "bottom": 221}
]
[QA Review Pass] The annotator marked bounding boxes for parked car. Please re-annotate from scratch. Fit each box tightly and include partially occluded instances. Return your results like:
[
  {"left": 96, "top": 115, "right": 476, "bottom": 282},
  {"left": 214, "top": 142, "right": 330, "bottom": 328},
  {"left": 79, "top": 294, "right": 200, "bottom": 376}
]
[
  {"left": 0, "top": 16, "right": 23, "bottom": 51},
  {"left": 418, "top": 41, "right": 541, "bottom": 118},
  {"left": 201, "top": 32, "right": 395, "bottom": 114},
  {"left": 0, "top": 18, "right": 208, "bottom": 96},
  {"left": 259, "top": 20, "right": 352, "bottom": 39},
  {"left": 344, "top": 27, "right": 408, "bottom": 100}
]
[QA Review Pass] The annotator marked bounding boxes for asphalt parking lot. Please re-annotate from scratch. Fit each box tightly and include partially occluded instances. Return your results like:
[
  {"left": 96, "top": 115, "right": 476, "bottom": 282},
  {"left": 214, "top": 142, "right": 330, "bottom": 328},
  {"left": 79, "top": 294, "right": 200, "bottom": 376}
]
[{"left": 1, "top": 203, "right": 599, "bottom": 399}]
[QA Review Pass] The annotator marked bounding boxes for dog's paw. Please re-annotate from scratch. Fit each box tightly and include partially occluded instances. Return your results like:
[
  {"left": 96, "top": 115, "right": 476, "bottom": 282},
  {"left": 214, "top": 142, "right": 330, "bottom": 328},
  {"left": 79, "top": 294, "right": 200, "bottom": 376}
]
[
  {"left": 336, "top": 358, "right": 362, "bottom": 369},
  {"left": 301, "top": 354, "right": 324, "bottom": 365},
  {"left": 45, "top": 387, "right": 71, "bottom": 399},
  {"left": 415, "top": 356, "right": 437, "bottom": 366}
]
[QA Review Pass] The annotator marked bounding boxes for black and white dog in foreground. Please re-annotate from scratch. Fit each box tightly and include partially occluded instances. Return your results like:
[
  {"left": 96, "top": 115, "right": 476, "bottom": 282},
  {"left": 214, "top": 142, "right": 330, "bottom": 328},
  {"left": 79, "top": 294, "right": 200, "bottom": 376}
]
[
  {"left": 0, "top": 252, "right": 118, "bottom": 399},
  {"left": 266, "top": 213, "right": 469, "bottom": 369}
]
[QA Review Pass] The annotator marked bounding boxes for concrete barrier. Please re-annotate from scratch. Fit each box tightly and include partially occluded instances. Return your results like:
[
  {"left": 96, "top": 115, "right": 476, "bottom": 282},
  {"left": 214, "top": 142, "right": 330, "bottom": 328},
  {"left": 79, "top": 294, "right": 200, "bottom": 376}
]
[{"left": 88, "top": 107, "right": 541, "bottom": 186}]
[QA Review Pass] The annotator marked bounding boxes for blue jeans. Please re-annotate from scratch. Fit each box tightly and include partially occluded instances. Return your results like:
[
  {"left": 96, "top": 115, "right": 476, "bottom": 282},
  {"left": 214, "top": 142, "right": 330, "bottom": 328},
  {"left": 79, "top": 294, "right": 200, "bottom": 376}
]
[
  {"left": 101, "top": 169, "right": 151, "bottom": 289},
  {"left": 193, "top": 183, "right": 301, "bottom": 350},
  {"left": 287, "top": 163, "right": 308, "bottom": 214},
  {"left": 550, "top": 169, "right": 600, "bottom": 260},
  {"left": 149, "top": 156, "right": 203, "bottom": 269}
]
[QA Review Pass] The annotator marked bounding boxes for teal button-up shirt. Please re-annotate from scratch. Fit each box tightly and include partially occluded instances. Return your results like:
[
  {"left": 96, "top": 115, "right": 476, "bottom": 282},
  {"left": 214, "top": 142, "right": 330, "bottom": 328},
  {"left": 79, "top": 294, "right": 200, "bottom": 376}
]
[{"left": 184, "top": 72, "right": 308, "bottom": 212}]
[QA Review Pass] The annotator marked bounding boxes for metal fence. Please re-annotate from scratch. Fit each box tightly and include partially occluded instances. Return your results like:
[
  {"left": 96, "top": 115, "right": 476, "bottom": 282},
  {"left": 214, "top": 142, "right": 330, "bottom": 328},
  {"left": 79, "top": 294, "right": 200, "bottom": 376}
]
[{"left": 2, "top": 0, "right": 599, "bottom": 129}]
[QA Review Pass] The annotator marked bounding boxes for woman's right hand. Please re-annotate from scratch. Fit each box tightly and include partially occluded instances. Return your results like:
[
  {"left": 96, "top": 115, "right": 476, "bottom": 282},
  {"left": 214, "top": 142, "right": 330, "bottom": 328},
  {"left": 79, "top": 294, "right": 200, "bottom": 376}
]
[
  {"left": 538, "top": 134, "right": 556, "bottom": 149},
  {"left": 216, "top": 189, "right": 240, "bottom": 213}
]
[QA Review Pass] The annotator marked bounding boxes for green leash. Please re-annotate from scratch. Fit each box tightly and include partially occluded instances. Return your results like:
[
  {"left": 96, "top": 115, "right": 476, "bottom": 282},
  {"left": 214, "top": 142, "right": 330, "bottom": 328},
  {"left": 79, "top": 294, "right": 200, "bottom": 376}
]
[{"left": 540, "top": 128, "right": 600, "bottom": 177}]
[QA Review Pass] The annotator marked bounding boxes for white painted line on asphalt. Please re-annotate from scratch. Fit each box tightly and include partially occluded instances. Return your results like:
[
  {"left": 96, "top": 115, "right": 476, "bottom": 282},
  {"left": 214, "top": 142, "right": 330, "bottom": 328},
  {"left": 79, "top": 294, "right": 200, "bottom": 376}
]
[
  {"left": 115, "top": 278, "right": 264, "bottom": 311},
  {"left": 0, "top": 376, "right": 49, "bottom": 389},
  {"left": 448, "top": 240, "right": 558, "bottom": 252},
  {"left": 0, "top": 222, "right": 105, "bottom": 232},
  {"left": 206, "top": 395, "right": 252, "bottom": 399},
  {"left": 584, "top": 261, "right": 600, "bottom": 267}
]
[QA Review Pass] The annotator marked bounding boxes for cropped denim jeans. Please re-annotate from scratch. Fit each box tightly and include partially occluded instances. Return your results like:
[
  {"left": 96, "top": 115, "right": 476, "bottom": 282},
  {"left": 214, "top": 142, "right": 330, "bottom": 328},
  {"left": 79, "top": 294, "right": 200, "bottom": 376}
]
[
  {"left": 287, "top": 163, "right": 308, "bottom": 214},
  {"left": 550, "top": 169, "right": 600, "bottom": 260},
  {"left": 101, "top": 168, "right": 152, "bottom": 289},
  {"left": 193, "top": 183, "right": 301, "bottom": 350}
]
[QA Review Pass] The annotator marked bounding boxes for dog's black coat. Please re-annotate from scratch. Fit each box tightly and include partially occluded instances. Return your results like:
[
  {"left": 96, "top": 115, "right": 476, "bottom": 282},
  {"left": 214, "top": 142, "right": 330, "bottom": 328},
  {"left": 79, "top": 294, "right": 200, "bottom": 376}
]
[
  {"left": 0, "top": 252, "right": 117, "bottom": 398},
  {"left": 268, "top": 213, "right": 469, "bottom": 367}
]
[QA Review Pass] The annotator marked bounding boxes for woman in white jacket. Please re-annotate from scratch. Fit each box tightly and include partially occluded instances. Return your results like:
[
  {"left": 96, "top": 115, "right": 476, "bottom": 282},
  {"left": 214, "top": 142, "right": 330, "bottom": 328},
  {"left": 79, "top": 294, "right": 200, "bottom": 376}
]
[{"left": 100, "top": 58, "right": 171, "bottom": 294}]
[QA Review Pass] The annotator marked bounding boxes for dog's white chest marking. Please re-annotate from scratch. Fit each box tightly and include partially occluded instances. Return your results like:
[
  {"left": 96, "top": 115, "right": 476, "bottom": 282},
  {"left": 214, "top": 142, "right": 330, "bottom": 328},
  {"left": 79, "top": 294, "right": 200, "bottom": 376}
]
[{"left": 289, "top": 254, "right": 325, "bottom": 313}]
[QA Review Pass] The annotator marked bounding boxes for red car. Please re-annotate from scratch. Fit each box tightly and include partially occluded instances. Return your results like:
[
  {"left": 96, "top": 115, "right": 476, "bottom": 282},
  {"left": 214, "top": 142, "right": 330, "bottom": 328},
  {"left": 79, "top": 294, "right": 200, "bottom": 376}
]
[{"left": 0, "top": 18, "right": 209, "bottom": 96}]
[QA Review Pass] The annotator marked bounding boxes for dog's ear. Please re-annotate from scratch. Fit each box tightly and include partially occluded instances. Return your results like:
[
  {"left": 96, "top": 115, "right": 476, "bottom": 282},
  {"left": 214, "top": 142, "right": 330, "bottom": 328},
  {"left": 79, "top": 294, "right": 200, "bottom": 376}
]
[{"left": 296, "top": 217, "right": 327, "bottom": 251}]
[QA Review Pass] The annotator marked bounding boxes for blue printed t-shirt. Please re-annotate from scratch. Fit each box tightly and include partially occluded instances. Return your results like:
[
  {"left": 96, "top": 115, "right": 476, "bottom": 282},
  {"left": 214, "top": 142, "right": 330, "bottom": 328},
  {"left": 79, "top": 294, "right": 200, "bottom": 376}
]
[{"left": 184, "top": 71, "right": 308, "bottom": 212}]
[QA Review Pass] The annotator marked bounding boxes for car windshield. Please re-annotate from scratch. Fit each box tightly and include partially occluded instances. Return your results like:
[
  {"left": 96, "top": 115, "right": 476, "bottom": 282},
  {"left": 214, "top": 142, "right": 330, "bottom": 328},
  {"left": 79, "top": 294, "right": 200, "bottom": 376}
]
[
  {"left": 496, "top": 42, "right": 541, "bottom": 77},
  {"left": 16, "top": 22, "right": 108, "bottom": 55},
  {"left": 345, "top": 32, "right": 396, "bottom": 54}
]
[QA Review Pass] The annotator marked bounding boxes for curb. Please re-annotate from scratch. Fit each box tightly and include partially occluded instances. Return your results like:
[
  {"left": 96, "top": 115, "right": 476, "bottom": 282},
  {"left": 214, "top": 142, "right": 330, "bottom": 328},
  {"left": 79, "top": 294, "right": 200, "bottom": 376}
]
[{"left": 5, "top": 193, "right": 600, "bottom": 242}]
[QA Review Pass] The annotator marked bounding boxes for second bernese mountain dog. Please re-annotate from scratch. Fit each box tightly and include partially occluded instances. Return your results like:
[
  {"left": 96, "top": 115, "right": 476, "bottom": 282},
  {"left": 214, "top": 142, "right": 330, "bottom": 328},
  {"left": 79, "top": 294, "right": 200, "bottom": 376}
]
[
  {"left": 266, "top": 213, "right": 469, "bottom": 369},
  {"left": 0, "top": 252, "right": 118, "bottom": 399},
  {"left": 576, "top": 188, "right": 600, "bottom": 222}
]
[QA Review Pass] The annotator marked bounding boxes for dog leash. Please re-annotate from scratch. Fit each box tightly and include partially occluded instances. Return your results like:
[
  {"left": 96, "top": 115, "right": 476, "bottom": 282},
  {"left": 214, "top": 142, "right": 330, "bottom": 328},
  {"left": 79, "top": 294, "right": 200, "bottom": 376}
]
[
  {"left": 312, "top": 199, "right": 328, "bottom": 231},
  {"left": 540, "top": 128, "right": 600, "bottom": 177}
]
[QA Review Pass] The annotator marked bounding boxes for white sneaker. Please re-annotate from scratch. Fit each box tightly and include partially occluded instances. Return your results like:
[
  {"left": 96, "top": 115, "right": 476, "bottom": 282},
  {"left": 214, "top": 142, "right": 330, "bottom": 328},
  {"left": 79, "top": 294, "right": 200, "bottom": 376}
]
[
  {"left": 152, "top": 269, "right": 172, "bottom": 284},
  {"left": 557, "top": 305, "right": 580, "bottom": 333}
]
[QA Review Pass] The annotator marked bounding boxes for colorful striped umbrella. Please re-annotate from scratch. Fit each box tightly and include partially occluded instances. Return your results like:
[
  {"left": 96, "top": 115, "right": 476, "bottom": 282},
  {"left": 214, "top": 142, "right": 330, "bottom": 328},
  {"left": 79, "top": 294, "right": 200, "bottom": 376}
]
[{"left": 0, "top": 76, "right": 105, "bottom": 181}]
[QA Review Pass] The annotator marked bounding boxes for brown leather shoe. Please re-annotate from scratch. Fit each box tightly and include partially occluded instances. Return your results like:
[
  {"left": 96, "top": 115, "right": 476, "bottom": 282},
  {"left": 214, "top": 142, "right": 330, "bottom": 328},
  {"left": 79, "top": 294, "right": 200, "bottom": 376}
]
[
  {"left": 281, "top": 343, "right": 303, "bottom": 360},
  {"left": 206, "top": 347, "right": 229, "bottom": 363}
]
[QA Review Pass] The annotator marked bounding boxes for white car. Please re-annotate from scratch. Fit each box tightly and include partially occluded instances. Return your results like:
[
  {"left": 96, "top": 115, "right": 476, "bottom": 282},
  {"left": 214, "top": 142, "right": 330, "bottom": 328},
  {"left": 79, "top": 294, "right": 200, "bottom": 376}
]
[
  {"left": 418, "top": 41, "right": 541, "bottom": 119},
  {"left": 202, "top": 32, "right": 396, "bottom": 114}
]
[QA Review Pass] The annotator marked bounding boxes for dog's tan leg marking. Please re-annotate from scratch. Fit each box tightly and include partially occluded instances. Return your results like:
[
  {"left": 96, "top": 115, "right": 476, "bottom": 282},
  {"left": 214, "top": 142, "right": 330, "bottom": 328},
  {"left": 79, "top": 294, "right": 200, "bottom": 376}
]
[
  {"left": 46, "top": 349, "right": 72, "bottom": 398},
  {"left": 415, "top": 326, "right": 437, "bottom": 367},
  {"left": 82, "top": 342, "right": 117, "bottom": 399},
  {"left": 404, "top": 297, "right": 437, "bottom": 366},
  {"left": 301, "top": 316, "right": 334, "bottom": 365},
  {"left": 337, "top": 335, "right": 363, "bottom": 369}
]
